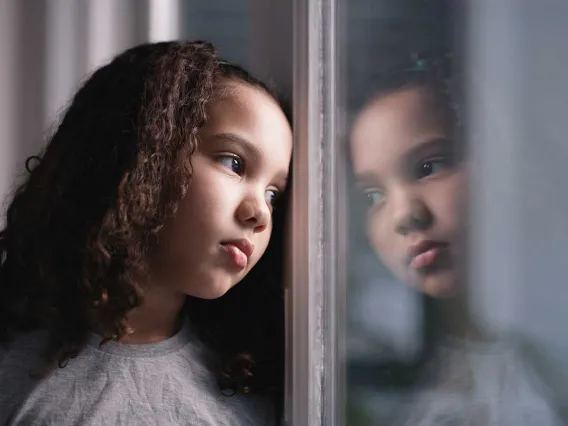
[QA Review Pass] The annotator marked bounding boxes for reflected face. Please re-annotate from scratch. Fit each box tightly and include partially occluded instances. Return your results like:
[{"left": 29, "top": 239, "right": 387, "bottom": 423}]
[
  {"left": 350, "top": 87, "right": 465, "bottom": 298},
  {"left": 154, "top": 82, "right": 292, "bottom": 299}
]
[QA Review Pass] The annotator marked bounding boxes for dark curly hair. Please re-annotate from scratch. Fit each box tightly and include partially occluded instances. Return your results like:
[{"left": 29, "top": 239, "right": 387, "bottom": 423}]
[
  {"left": 0, "top": 40, "right": 288, "bottom": 410},
  {"left": 365, "top": 50, "right": 463, "bottom": 137}
]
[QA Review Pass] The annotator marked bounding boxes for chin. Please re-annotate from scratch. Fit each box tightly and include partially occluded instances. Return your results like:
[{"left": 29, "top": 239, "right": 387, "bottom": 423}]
[
  {"left": 191, "top": 278, "right": 237, "bottom": 300},
  {"left": 418, "top": 274, "right": 458, "bottom": 299}
]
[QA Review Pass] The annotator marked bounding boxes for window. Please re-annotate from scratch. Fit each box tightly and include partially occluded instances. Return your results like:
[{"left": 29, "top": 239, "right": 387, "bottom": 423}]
[
  {"left": 287, "top": 0, "right": 568, "bottom": 424},
  {"left": 2, "top": 1, "right": 568, "bottom": 424}
]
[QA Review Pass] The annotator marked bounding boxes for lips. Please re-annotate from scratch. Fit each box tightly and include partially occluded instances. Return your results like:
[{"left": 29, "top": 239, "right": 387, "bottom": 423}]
[
  {"left": 221, "top": 239, "right": 254, "bottom": 269},
  {"left": 224, "top": 239, "right": 254, "bottom": 258},
  {"left": 407, "top": 240, "right": 448, "bottom": 271}
]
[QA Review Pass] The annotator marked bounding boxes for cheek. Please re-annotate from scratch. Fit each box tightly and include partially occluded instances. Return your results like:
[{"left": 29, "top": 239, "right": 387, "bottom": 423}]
[
  {"left": 155, "top": 208, "right": 201, "bottom": 267},
  {"left": 429, "top": 171, "right": 466, "bottom": 234},
  {"left": 184, "top": 175, "right": 222, "bottom": 214},
  {"left": 366, "top": 212, "right": 400, "bottom": 269},
  {"left": 158, "top": 178, "right": 234, "bottom": 255},
  {"left": 180, "top": 170, "right": 239, "bottom": 227}
]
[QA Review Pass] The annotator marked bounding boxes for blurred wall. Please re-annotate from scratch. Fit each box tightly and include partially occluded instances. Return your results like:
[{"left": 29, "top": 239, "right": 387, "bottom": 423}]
[
  {"left": 468, "top": 0, "right": 568, "bottom": 414},
  {"left": 0, "top": 0, "right": 181, "bottom": 220}
]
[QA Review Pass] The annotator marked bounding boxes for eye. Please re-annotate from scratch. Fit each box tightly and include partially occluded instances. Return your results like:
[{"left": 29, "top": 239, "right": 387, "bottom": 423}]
[
  {"left": 218, "top": 155, "right": 244, "bottom": 175},
  {"left": 416, "top": 157, "right": 451, "bottom": 179},
  {"left": 363, "top": 188, "right": 384, "bottom": 208},
  {"left": 265, "top": 189, "right": 280, "bottom": 208}
]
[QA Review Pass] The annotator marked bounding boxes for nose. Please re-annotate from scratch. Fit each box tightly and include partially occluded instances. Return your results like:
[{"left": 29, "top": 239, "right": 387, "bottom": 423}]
[
  {"left": 392, "top": 188, "right": 433, "bottom": 236},
  {"left": 236, "top": 192, "right": 270, "bottom": 233}
]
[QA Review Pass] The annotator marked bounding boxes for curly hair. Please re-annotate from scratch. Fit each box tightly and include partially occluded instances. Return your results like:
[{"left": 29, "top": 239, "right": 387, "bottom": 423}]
[
  {"left": 365, "top": 50, "right": 463, "bottom": 136},
  {"left": 0, "top": 41, "right": 288, "bottom": 407}
]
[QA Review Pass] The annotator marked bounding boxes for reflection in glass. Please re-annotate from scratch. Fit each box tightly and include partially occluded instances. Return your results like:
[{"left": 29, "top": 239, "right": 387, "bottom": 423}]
[{"left": 343, "top": 1, "right": 565, "bottom": 425}]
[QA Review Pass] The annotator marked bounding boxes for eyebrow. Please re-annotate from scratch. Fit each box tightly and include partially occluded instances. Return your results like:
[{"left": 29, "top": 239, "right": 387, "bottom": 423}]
[
  {"left": 354, "top": 171, "right": 380, "bottom": 188},
  {"left": 212, "top": 132, "right": 289, "bottom": 188},
  {"left": 354, "top": 138, "right": 452, "bottom": 187},
  {"left": 399, "top": 136, "right": 450, "bottom": 165},
  {"left": 211, "top": 132, "right": 261, "bottom": 160}
]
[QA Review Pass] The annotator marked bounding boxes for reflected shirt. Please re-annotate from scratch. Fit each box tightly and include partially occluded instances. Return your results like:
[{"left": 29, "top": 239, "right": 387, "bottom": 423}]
[
  {"left": 0, "top": 321, "right": 275, "bottom": 426},
  {"left": 396, "top": 337, "right": 564, "bottom": 426}
]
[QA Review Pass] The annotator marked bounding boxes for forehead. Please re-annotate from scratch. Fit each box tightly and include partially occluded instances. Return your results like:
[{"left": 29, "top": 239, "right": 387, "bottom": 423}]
[
  {"left": 202, "top": 82, "right": 292, "bottom": 171},
  {"left": 350, "top": 87, "right": 446, "bottom": 176}
]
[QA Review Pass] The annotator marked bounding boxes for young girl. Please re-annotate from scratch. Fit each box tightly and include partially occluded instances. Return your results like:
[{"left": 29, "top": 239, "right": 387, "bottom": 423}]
[
  {"left": 0, "top": 41, "right": 292, "bottom": 425},
  {"left": 349, "top": 52, "right": 564, "bottom": 425}
]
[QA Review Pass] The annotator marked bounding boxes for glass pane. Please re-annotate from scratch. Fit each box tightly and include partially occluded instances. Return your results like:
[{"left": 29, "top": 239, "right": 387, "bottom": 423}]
[{"left": 340, "top": 0, "right": 568, "bottom": 425}]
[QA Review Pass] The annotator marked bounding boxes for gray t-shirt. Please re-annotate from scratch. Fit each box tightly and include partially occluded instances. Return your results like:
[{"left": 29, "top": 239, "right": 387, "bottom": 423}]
[
  {"left": 389, "top": 338, "right": 564, "bottom": 426},
  {"left": 0, "top": 322, "right": 276, "bottom": 425}
]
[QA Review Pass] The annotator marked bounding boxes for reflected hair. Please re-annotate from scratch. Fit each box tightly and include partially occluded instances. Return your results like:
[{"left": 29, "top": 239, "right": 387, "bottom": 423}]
[{"left": 366, "top": 50, "right": 463, "bottom": 139}]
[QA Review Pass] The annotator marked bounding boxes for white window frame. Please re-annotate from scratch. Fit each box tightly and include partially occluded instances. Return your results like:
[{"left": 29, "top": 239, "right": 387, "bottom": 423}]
[{"left": 249, "top": 0, "right": 347, "bottom": 424}]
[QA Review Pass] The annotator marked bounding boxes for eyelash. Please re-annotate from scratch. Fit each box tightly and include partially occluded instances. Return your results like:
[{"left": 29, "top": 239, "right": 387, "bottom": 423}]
[
  {"left": 217, "top": 154, "right": 245, "bottom": 175},
  {"left": 217, "top": 154, "right": 282, "bottom": 210},
  {"left": 414, "top": 156, "right": 452, "bottom": 179},
  {"left": 265, "top": 189, "right": 280, "bottom": 208},
  {"left": 363, "top": 188, "right": 384, "bottom": 208}
]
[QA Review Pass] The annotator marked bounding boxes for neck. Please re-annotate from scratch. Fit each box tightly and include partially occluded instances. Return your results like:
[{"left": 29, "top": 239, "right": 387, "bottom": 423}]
[
  {"left": 433, "top": 292, "right": 482, "bottom": 341},
  {"left": 119, "top": 284, "right": 187, "bottom": 344}
]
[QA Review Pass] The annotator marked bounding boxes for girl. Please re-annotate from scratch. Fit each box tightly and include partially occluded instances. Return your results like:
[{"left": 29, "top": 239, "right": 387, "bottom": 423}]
[
  {"left": 0, "top": 41, "right": 292, "bottom": 425},
  {"left": 349, "top": 52, "right": 563, "bottom": 425}
]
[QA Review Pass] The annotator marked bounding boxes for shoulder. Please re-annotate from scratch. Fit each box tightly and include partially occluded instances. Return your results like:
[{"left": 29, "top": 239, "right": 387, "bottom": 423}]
[
  {"left": 0, "top": 331, "right": 48, "bottom": 424},
  {"left": 0, "top": 332, "right": 278, "bottom": 425},
  {"left": 0, "top": 330, "right": 48, "bottom": 371},
  {"left": 414, "top": 338, "right": 564, "bottom": 425}
]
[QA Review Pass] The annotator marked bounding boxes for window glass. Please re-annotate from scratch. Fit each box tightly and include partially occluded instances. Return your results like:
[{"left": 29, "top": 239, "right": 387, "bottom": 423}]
[{"left": 341, "top": 1, "right": 568, "bottom": 425}]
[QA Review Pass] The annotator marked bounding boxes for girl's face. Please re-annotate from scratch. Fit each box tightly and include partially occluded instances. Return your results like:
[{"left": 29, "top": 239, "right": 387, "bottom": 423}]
[
  {"left": 155, "top": 82, "right": 292, "bottom": 299},
  {"left": 350, "top": 86, "right": 465, "bottom": 298}
]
